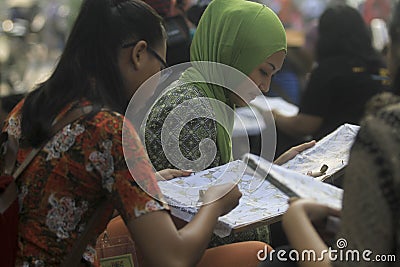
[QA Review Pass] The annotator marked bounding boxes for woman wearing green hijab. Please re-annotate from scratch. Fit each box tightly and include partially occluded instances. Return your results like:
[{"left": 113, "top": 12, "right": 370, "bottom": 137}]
[
  {"left": 146, "top": 0, "right": 287, "bottom": 169},
  {"left": 144, "top": 0, "right": 312, "bottom": 246}
]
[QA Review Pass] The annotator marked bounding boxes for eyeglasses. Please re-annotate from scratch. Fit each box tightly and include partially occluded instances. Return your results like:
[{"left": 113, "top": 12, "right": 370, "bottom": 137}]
[{"left": 122, "top": 40, "right": 168, "bottom": 70}]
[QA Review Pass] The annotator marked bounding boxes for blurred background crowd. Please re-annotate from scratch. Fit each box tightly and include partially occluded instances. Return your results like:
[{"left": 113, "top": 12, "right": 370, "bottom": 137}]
[{"left": 0, "top": 0, "right": 394, "bottom": 118}]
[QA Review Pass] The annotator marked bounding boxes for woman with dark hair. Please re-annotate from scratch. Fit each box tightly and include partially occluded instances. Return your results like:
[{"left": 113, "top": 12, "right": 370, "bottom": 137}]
[
  {"left": 262, "top": 2, "right": 400, "bottom": 267},
  {"left": 273, "top": 4, "right": 390, "bottom": 144},
  {"left": 0, "top": 0, "right": 268, "bottom": 266}
]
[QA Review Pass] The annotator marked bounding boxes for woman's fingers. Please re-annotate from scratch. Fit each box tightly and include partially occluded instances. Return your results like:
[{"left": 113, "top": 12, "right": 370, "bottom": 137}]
[
  {"left": 288, "top": 197, "right": 300, "bottom": 205},
  {"left": 156, "top": 169, "right": 194, "bottom": 181},
  {"left": 293, "top": 140, "right": 316, "bottom": 153}
]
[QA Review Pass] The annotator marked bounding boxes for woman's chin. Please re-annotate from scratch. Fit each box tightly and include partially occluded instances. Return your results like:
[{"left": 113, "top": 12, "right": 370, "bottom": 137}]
[{"left": 234, "top": 99, "right": 249, "bottom": 107}]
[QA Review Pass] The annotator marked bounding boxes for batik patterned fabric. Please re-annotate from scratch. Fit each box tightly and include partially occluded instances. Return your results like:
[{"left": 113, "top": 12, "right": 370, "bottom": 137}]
[
  {"left": 145, "top": 82, "right": 271, "bottom": 246},
  {"left": 1, "top": 100, "right": 168, "bottom": 267},
  {"left": 144, "top": 81, "right": 221, "bottom": 172}
]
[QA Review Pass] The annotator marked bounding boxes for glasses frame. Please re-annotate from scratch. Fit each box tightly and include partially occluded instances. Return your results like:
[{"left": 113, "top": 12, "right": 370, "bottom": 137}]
[{"left": 122, "top": 40, "right": 168, "bottom": 70}]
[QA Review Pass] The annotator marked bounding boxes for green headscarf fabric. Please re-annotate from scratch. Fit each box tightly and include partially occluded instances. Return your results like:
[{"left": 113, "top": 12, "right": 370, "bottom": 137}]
[{"left": 181, "top": 0, "right": 287, "bottom": 164}]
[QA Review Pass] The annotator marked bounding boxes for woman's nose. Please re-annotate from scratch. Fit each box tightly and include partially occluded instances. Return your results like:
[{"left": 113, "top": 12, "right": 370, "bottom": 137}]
[{"left": 259, "top": 79, "right": 271, "bottom": 93}]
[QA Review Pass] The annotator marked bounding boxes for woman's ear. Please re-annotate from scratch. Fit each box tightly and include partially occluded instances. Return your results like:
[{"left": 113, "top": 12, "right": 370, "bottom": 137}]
[{"left": 130, "top": 40, "right": 148, "bottom": 70}]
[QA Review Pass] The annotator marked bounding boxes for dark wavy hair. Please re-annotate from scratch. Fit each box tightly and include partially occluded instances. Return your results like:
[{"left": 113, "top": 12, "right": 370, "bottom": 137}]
[
  {"left": 390, "top": 1, "right": 400, "bottom": 95},
  {"left": 316, "top": 4, "right": 379, "bottom": 63},
  {"left": 21, "top": 0, "right": 165, "bottom": 147}
]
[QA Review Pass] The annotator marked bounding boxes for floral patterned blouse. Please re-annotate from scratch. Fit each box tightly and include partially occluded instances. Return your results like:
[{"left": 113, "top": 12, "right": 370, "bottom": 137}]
[{"left": 1, "top": 100, "right": 168, "bottom": 267}]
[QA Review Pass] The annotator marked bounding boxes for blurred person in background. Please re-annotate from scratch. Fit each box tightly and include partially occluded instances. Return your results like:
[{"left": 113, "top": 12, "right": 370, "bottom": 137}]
[
  {"left": 272, "top": 4, "right": 390, "bottom": 153},
  {"left": 361, "top": 0, "right": 391, "bottom": 25},
  {"left": 275, "top": 0, "right": 304, "bottom": 31},
  {"left": 187, "top": 0, "right": 210, "bottom": 26},
  {"left": 143, "top": 0, "right": 172, "bottom": 17},
  {"left": 143, "top": 0, "right": 193, "bottom": 65}
]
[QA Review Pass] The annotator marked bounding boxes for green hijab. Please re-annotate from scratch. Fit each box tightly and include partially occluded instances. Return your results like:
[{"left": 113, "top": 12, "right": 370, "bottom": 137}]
[{"left": 181, "top": 0, "right": 287, "bottom": 164}]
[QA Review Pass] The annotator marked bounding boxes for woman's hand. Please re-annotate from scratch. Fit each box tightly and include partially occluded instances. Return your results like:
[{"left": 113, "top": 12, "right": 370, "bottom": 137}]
[
  {"left": 203, "top": 183, "right": 242, "bottom": 216},
  {"left": 274, "top": 140, "right": 316, "bottom": 165},
  {"left": 284, "top": 198, "right": 341, "bottom": 246},
  {"left": 282, "top": 198, "right": 337, "bottom": 267},
  {"left": 129, "top": 183, "right": 241, "bottom": 267},
  {"left": 285, "top": 198, "right": 340, "bottom": 223},
  {"left": 156, "top": 169, "right": 194, "bottom": 181}
]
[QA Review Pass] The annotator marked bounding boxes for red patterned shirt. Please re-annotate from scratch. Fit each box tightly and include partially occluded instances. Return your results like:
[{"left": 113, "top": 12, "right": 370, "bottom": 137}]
[{"left": 1, "top": 100, "right": 168, "bottom": 266}]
